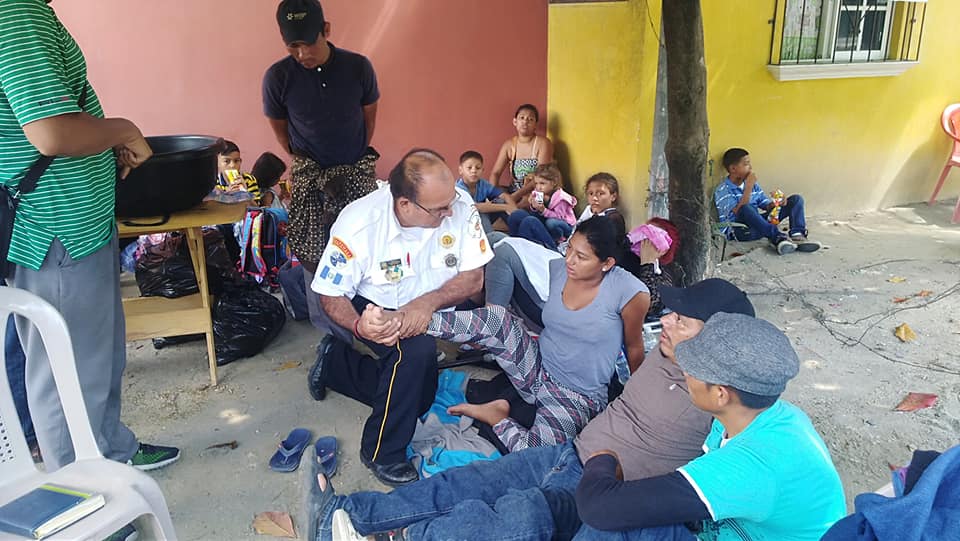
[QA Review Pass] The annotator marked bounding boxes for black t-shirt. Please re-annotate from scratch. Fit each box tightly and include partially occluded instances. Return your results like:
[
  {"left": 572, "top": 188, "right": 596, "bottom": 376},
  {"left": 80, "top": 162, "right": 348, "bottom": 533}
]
[{"left": 262, "top": 43, "right": 379, "bottom": 168}]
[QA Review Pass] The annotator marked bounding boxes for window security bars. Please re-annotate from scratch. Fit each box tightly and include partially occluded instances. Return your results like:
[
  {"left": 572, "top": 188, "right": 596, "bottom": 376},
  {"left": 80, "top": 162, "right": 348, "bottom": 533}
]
[{"left": 769, "top": 0, "right": 926, "bottom": 65}]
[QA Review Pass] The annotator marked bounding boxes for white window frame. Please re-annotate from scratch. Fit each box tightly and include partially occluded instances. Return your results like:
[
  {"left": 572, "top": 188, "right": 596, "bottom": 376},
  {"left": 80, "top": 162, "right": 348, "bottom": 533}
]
[
  {"left": 768, "top": 0, "right": 925, "bottom": 81},
  {"left": 822, "top": 0, "right": 891, "bottom": 62}
]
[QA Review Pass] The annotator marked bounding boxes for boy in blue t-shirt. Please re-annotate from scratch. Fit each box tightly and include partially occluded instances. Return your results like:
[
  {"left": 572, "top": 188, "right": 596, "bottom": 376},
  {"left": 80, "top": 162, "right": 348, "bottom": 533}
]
[
  {"left": 456, "top": 150, "right": 515, "bottom": 232},
  {"left": 714, "top": 147, "right": 820, "bottom": 255},
  {"left": 575, "top": 312, "right": 846, "bottom": 541}
]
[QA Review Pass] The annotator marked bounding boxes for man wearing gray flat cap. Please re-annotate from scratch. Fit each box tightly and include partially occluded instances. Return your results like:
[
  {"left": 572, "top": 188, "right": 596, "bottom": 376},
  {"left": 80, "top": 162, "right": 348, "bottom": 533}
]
[{"left": 575, "top": 313, "right": 847, "bottom": 541}]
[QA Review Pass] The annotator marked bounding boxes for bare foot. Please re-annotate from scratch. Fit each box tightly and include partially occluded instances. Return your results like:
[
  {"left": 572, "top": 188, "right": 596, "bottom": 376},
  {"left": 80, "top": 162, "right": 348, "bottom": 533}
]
[
  {"left": 317, "top": 473, "right": 327, "bottom": 492},
  {"left": 448, "top": 399, "right": 510, "bottom": 426}
]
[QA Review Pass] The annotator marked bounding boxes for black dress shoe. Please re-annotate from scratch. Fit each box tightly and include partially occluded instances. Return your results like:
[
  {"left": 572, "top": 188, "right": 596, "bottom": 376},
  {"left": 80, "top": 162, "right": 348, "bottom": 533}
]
[
  {"left": 359, "top": 451, "right": 419, "bottom": 486},
  {"left": 308, "top": 334, "right": 336, "bottom": 401}
]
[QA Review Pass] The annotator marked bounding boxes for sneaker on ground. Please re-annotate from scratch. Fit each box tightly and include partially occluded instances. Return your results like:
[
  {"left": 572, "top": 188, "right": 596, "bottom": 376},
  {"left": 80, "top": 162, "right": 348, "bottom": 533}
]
[
  {"left": 795, "top": 239, "right": 822, "bottom": 253},
  {"left": 127, "top": 443, "right": 180, "bottom": 471},
  {"left": 103, "top": 523, "right": 138, "bottom": 541},
  {"left": 776, "top": 238, "right": 797, "bottom": 255},
  {"left": 332, "top": 509, "right": 406, "bottom": 541}
]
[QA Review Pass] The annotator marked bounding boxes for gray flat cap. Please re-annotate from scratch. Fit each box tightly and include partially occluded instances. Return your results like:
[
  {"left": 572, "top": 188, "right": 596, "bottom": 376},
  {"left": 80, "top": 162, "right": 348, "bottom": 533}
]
[{"left": 674, "top": 312, "right": 799, "bottom": 396}]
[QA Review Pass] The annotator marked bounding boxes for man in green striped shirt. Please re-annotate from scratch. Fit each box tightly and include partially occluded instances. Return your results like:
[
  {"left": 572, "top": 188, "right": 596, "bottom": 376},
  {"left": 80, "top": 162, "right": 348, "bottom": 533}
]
[{"left": 0, "top": 0, "right": 179, "bottom": 472}]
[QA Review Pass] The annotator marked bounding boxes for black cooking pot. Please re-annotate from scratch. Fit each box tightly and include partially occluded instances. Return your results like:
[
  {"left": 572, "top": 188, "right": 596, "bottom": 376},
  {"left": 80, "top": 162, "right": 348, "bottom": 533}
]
[{"left": 116, "top": 135, "right": 224, "bottom": 221}]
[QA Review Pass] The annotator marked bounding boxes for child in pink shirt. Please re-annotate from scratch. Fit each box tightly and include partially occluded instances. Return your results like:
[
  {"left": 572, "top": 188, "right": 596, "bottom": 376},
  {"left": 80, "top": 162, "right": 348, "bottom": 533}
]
[
  {"left": 528, "top": 163, "right": 577, "bottom": 241},
  {"left": 508, "top": 163, "right": 578, "bottom": 249}
]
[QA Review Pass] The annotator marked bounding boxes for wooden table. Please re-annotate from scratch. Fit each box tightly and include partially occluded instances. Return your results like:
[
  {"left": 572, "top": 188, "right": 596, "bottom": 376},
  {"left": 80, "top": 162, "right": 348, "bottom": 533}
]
[{"left": 117, "top": 201, "right": 246, "bottom": 385}]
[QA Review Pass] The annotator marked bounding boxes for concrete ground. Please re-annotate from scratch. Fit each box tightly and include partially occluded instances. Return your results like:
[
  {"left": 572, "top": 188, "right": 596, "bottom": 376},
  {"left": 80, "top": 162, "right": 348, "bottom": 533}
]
[{"left": 120, "top": 200, "right": 960, "bottom": 540}]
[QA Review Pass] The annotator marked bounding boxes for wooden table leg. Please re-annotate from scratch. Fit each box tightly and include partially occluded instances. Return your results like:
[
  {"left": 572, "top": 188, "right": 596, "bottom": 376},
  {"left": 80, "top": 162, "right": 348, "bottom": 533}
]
[{"left": 185, "top": 226, "right": 218, "bottom": 386}]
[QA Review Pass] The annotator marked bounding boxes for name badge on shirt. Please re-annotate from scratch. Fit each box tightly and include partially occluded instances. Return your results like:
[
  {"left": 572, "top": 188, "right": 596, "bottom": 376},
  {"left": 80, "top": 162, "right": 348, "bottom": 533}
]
[{"left": 379, "top": 258, "right": 403, "bottom": 283}]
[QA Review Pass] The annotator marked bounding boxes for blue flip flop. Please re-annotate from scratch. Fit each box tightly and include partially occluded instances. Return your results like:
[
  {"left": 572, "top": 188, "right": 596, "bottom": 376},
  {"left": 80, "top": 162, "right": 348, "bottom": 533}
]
[
  {"left": 314, "top": 436, "right": 338, "bottom": 478},
  {"left": 269, "top": 428, "right": 312, "bottom": 472}
]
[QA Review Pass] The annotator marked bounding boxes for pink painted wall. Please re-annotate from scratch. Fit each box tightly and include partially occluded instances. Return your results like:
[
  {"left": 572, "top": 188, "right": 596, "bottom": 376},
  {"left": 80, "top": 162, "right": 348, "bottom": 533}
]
[{"left": 53, "top": 1, "right": 548, "bottom": 178}]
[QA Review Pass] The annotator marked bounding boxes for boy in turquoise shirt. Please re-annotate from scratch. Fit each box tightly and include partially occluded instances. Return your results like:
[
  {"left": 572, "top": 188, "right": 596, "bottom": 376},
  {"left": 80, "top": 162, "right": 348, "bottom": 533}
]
[{"left": 575, "top": 313, "right": 845, "bottom": 541}]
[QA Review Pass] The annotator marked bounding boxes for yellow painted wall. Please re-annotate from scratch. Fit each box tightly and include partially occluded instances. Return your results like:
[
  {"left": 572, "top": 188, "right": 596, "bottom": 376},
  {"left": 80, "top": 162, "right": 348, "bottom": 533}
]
[
  {"left": 548, "top": 0, "right": 960, "bottom": 217},
  {"left": 547, "top": 0, "right": 661, "bottom": 223}
]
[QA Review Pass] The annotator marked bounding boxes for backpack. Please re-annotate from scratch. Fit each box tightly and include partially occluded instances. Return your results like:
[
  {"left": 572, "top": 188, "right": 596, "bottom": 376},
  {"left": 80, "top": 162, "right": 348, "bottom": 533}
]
[{"left": 239, "top": 207, "right": 288, "bottom": 288}]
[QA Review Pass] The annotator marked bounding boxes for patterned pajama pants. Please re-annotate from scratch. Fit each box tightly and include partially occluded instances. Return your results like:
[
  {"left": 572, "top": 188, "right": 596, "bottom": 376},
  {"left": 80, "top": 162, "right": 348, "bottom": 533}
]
[
  {"left": 427, "top": 305, "right": 603, "bottom": 451},
  {"left": 287, "top": 150, "right": 379, "bottom": 263}
]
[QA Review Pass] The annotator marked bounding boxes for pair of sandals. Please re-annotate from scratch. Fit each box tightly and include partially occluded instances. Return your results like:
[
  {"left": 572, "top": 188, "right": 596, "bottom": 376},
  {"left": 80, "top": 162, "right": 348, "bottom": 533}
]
[{"left": 269, "top": 428, "right": 338, "bottom": 476}]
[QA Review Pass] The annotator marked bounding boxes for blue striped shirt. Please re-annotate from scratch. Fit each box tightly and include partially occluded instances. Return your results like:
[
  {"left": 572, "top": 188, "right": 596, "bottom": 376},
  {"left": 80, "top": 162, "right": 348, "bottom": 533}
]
[{"left": 714, "top": 177, "right": 772, "bottom": 237}]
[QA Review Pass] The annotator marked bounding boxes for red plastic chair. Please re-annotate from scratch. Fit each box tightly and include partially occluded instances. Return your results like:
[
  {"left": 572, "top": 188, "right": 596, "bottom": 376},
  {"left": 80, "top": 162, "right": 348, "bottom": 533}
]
[{"left": 929, "top": 103, "right": 960, "bottom": 223}]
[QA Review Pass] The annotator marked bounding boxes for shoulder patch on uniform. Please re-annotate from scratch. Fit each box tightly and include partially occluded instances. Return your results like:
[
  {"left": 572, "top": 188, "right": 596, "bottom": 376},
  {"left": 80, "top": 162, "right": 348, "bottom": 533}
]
[
  {"left": 330, "top": 250, "right": 348, "bottom": 268},
  {"left": 332, "top": 237, "right": 354, "bottom": 259}
]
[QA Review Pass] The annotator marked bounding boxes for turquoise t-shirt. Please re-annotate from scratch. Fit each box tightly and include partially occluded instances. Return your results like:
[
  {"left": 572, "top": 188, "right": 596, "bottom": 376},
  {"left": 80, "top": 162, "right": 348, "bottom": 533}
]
[{"left": 678, "top": 400, "right": 846, "bottom": 541}]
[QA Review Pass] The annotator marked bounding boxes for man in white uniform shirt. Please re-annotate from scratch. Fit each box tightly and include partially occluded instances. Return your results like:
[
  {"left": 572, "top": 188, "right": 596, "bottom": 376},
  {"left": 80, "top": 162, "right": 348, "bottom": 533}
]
[{"left": 309, "top": 148, "right": 493, "bottom": 486}]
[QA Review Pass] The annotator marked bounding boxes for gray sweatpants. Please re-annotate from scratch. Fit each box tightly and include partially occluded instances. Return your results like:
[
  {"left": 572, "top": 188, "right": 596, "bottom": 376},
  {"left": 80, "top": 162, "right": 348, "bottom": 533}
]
[{"left": 10, "top": 231, "right": 138, "bottom": 470}]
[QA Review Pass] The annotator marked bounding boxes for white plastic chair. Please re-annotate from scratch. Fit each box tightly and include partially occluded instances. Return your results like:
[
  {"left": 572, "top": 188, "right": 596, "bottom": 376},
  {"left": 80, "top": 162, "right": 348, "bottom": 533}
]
[{"left": 0, "top": 287, "right": 176, "bottom": 540}]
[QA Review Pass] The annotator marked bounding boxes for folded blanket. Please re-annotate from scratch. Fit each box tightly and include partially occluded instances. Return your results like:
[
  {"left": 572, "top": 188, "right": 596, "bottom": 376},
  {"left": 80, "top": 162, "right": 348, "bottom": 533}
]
[{"left": 407, "top": 370, "right": 501, "bottom": 478}]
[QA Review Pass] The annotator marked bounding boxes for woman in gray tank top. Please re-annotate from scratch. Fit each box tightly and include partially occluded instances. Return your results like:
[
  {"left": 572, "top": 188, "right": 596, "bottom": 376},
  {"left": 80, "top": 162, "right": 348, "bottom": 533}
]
[{"left": 426, "top": 217, "right": 650, "bottom": 452}]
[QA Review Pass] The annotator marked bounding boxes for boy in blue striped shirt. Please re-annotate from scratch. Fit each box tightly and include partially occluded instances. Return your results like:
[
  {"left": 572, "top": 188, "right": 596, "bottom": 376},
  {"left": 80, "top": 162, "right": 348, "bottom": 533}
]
[{"left": 714, "top": 148, "right": 820, "bottom": 255}]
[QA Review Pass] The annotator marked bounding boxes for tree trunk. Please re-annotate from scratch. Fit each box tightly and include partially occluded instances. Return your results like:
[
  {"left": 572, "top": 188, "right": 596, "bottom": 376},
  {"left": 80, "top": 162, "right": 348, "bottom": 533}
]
[{"left": 662, "top": 0, "right": 710, "bottom": 286}]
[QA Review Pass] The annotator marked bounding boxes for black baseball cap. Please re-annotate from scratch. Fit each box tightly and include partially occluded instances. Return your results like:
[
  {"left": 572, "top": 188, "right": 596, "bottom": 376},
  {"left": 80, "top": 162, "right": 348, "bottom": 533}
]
[
  {"left": 277, "top": 0, "right": 326, "bottom": 46},
  {"left": 660, "top": 278, "right": 755, "bottom": 322}
]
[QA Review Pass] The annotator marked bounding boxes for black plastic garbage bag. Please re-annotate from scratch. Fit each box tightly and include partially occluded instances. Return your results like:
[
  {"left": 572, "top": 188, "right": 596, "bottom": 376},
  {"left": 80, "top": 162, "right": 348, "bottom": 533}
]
[
  {"left": 213, "top": 282, "right": 286, "bottom": 366},
  {"left": 135, "top": 229, "right": 238, "bottom": 299},
  {"left": 135, "top": 245, "right": 197, "bottom": 299}
]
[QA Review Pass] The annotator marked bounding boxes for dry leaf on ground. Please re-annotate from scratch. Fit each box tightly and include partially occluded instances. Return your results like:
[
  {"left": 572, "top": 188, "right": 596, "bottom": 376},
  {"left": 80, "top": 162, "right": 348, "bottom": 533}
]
[
  {"left": 892, "top": 297, "right": 909, "bottom": 304},
  {"left": 253, "top": 511, "right": 296, "bottom": 538},
  {"left": 894, "top": 323, "right": 916, "bottom": 342},
  {"left": 894, "top": 392, "right": 938, "bottom": 412},
  {"left": 917, "top": 290, "right": 933, "bottom": 297},
  {"left": 274, "top": 361, "right": 302, "bottom": 372},
  {"left": 887, "top": 276, "right": 907, "bottom": 283}
]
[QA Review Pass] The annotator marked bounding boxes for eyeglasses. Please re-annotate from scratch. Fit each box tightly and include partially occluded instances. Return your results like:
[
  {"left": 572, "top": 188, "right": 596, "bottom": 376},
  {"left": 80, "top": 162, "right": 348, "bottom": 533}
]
[{"left": 412, "top": 191, "right": 460, "bottom": 218}]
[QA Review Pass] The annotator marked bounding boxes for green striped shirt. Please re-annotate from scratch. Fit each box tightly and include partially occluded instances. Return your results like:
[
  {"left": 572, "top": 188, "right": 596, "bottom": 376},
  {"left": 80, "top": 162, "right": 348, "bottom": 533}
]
[{"left": 0, "top": 0, "right": 116, "bottom": 270}]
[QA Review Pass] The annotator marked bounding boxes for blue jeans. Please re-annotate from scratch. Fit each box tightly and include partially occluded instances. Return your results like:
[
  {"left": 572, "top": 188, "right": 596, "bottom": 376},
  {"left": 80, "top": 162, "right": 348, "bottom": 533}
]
[
  {"left": 733, "top": 194, "right": 807, "bottom": 243},
  {"left": 545, "top": 218, "right": 573, "bottom": 241},
  {"left": 508, "top": 210, "right": 558, "bottom": 250},
  {"left": 318, "top": 442, "right": 583, "bottom": 541},
  {"left": 4, "top": 313, "right": 34, "bottom": 444},
  {"left": 484, "top": 241, "right": 545, "bottom": 327},
  {"left": 572, "top": 524, "right": 695, "bottom": 541}
]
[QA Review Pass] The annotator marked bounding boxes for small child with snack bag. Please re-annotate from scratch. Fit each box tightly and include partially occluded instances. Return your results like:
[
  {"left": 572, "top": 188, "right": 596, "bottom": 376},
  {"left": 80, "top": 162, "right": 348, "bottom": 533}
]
[{"left": 508, "top": 163, "right": 577, "bottom": 248}]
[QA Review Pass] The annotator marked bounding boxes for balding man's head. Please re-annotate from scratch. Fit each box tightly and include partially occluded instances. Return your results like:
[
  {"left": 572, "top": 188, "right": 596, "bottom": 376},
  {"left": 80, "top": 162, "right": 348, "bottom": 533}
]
[
  {"left": 389, "top": 148, "right": 446, "bottom": 202},
  {"left": 389, "top": 148, "right": 457, "bottom": 229}
]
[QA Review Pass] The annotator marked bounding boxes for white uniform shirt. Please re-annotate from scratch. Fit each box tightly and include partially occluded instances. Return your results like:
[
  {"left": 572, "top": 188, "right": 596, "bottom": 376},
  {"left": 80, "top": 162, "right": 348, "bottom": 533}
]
[{"left": 311, "top": 185, "right": 493, "bottom": 309}]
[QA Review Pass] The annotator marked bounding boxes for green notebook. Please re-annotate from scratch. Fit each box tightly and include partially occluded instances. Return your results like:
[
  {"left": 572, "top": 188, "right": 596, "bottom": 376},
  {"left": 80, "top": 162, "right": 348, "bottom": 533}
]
[{"left": 0, "top": 484, "right": 105, "bottom": 539}]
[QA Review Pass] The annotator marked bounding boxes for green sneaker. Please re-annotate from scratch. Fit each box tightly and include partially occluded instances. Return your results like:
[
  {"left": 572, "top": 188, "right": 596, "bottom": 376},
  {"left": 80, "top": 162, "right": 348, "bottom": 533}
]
[{"left": 127, "top": 443, "right": 180, "bottom": 471}]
